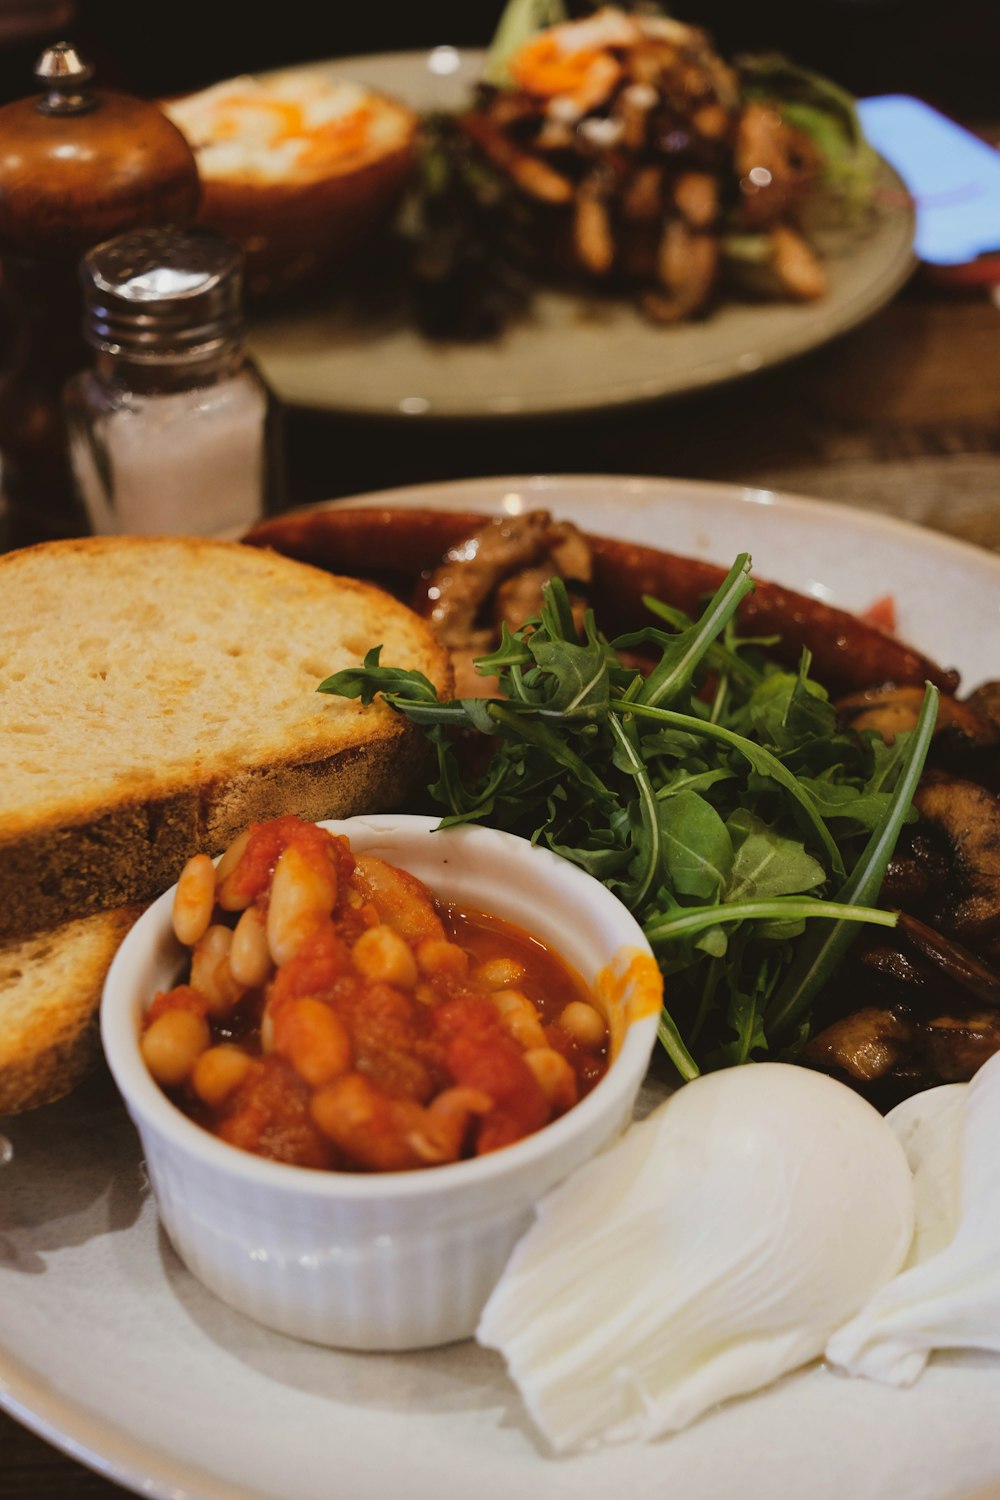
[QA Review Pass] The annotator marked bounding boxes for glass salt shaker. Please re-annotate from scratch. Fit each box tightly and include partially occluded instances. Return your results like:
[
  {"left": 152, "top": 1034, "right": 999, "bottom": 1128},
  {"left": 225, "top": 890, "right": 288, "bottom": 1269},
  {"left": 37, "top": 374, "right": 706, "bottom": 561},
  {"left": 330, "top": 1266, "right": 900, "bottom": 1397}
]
[{"left": 64, "top": 226, "right": 283, "bottom": 537}]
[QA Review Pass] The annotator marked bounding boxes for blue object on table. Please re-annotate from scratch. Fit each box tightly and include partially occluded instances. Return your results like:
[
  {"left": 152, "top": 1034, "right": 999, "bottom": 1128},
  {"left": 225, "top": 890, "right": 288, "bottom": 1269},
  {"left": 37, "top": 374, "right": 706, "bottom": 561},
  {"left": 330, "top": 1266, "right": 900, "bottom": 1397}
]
[{"left": 857, "top": 94, "right": 1000, "bottom": 266}]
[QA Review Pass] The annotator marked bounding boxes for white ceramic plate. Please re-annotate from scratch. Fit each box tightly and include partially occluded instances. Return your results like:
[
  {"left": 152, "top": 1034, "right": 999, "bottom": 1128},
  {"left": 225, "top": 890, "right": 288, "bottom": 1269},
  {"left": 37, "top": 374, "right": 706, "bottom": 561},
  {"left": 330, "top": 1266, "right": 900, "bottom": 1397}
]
[
  {"left": 4, "top": 477, "right": 1000, "bottom": 1500},
  {"left": 246, "top": 50, "right": 916, "bottom": 419}
]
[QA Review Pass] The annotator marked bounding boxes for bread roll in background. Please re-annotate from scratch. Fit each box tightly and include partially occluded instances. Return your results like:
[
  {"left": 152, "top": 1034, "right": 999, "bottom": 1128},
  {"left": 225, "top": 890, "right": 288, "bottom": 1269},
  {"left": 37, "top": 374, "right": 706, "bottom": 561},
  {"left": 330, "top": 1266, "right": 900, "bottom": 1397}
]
[{"left": 163, "top": 73, "right": 417, "bottom": 299}]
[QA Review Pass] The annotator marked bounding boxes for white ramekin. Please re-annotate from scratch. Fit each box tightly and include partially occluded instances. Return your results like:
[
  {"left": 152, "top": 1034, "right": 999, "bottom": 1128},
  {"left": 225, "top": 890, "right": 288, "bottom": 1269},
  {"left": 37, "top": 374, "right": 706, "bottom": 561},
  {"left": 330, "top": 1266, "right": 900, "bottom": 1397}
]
[{"left": 101, "top": 815, "right": 661, "bottom": 1350}]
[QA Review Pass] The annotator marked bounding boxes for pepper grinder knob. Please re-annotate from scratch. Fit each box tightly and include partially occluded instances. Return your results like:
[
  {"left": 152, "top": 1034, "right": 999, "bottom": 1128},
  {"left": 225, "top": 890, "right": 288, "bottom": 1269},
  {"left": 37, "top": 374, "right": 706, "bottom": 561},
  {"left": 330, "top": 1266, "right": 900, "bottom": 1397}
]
[
  {"left": 34, "top": 41, "right": 97, "bottom": 116},
  {"left": 0, "top": 43, "right": 201, "bottom": 545},
  {"left": 0, "top": 44, "right": 199, "bottom": 261}
]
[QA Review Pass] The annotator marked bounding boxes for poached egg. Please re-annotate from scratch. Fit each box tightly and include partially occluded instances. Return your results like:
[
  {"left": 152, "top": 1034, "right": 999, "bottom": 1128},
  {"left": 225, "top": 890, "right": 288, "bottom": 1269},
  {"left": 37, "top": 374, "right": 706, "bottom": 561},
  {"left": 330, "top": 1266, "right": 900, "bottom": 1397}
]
[
  {"left": 827, "top": 1047, "right": 1000, "bottom": 1385},
  {"left": 477, "top": 1062, "right": 914, "bottom": 1452}
]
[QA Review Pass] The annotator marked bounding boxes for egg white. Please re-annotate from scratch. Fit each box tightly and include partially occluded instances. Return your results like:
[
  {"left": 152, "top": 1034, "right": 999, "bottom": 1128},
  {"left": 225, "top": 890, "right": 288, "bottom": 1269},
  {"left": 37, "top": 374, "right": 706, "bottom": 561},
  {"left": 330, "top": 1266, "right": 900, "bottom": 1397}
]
[
  {"left": 477, "top": 1062, "right": 914, "bottom": 1451},
  {"left": 827, "top": 1049, "right": 1000, "bottom": 1385}
]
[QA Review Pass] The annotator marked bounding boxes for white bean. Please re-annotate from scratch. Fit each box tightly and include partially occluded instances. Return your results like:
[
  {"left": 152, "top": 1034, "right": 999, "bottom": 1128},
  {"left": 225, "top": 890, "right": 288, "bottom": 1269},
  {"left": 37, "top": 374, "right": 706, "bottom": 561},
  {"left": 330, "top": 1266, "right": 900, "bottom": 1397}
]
[
  {"left": 266, "top": 845, "right": 337, "bottom": 967},
  {"left": 524, "top": 1047, "right": 577, "bottom": 1109},
  {"left": 172, "top": 854, "right": 216, "bottom": 946},
  {"left": 215, "top": 829, "right": 253, "bottom": 911},
  {"left": 230, "top": 906, "right": 272, "bottom": 987},
  {"left": 558, "top": 1000, "right": 607, "bottom": 1050},
  {"left": 352, "top": 924, "right": 418, "bottom": 989},
  {"left": 142, "top": 1009, "right": 210, "bottom": 1087},
  {"left": 491, "top": 990, "right": 547, "bottom": 1050},
  {"left": 190, "top": 924, "right": 245, "bottom": 1016}
]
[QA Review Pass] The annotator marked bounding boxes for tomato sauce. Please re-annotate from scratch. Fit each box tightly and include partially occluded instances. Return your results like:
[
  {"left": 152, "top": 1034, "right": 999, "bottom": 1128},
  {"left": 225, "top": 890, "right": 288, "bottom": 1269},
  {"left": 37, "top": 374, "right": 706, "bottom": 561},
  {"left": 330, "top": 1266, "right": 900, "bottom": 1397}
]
[{"left": 141, "top": 817, "right": 610, "bottom": 1173}]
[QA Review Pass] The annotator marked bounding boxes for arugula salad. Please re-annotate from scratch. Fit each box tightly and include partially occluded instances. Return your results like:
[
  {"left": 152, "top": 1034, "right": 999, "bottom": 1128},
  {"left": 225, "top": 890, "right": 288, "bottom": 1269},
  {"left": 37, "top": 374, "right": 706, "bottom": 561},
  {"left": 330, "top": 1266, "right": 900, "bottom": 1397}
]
[{"left": 320, "top": 555, "right": 938, "bottom": 1079}]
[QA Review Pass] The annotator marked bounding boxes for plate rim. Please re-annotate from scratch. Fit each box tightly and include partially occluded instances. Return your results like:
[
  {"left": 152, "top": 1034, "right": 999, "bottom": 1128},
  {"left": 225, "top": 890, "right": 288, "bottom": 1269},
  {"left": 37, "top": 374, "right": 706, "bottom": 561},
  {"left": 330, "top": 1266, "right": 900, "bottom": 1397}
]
[
  {"left": 281, "top": 470, "right": 1000, "bottom": 584},
  {"left": 0, "top": 1356, "right": 255, "bottom": 1500},
  {"left": 4, "top": 474, "right": 1000, "bottom": 1500},
  {"left": 246, "top": 47, "right": 917, "bottom": 420}
]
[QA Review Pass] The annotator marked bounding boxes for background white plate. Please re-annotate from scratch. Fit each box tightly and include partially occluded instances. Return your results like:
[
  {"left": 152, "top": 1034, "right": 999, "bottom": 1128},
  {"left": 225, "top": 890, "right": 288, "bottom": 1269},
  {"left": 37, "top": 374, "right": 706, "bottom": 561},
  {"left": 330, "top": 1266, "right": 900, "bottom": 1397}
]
[
  {"left": 3, "top": 477, "right": 1000, "bottom": 1500},
  {"left": 246, "top": 51, "right": 916, "bottom": 418}
]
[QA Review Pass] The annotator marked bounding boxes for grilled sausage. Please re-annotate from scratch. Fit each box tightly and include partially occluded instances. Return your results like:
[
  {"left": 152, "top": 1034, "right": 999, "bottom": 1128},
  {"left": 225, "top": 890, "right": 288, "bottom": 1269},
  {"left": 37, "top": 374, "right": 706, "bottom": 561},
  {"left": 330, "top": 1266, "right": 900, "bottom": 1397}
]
[{"left": 243, "top": 507, "right": 960, "bottom": 694}]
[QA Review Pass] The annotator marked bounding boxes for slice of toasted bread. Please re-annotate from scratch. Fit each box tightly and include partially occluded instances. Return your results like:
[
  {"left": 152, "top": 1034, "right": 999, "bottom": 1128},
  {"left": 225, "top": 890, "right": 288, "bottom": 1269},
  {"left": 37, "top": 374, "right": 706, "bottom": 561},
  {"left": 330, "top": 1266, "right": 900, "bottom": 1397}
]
[
  {"left": 0, "top": 536, "right": 450, "bottom": 941},
  {"left": 0, "top": 907, "right": 143, "bottom": 1114}
]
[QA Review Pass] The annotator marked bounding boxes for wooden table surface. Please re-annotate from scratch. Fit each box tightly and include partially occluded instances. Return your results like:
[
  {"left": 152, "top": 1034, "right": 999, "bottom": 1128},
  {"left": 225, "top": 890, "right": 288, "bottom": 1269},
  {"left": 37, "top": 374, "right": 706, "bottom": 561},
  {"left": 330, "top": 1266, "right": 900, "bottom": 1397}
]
[
  {"left": 2, "top": 246, "right": 1000, "bottom": 1500},
  {"left": 277, "top": 276, "right": 1000, "bottom": 550}
]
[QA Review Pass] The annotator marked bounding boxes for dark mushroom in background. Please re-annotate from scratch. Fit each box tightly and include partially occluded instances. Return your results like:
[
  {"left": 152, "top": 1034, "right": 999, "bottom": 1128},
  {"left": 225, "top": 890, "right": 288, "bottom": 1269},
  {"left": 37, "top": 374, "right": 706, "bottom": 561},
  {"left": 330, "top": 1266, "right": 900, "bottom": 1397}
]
[{"left": 405, "top": 7, "right": 835, "bottom": 335}]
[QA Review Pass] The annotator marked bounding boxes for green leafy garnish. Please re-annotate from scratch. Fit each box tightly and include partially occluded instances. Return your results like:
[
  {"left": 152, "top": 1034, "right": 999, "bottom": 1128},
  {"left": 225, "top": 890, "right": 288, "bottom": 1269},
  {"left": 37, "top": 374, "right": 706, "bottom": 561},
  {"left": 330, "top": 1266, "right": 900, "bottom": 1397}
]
[
  {"left": 739, "top": 53, "right": 880, "bottom": 219},
  {"left": 319, "top": 562, "right": 938, "bottom": 1077},
  {"left": 481, "top": 0, "right": 569, "bottom": 86}
]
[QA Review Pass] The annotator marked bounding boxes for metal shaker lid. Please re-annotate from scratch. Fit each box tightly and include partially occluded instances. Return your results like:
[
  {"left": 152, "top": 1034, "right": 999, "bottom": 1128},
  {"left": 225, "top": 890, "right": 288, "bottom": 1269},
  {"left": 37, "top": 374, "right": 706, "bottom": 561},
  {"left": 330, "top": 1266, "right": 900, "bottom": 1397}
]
[
  {"left": 80, "top": 226, "right": 245, "bottom": 359},
  {"left": 34, "top": 42, "right": 96, "bottom": 116}
]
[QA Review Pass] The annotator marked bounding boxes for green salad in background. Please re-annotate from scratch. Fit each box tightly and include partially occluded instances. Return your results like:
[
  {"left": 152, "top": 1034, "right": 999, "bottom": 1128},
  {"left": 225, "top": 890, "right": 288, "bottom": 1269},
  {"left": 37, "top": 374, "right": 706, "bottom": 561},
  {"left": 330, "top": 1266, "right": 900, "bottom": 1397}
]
[{"left": 401, "top": 0, "right": 881, "bottom": 338}]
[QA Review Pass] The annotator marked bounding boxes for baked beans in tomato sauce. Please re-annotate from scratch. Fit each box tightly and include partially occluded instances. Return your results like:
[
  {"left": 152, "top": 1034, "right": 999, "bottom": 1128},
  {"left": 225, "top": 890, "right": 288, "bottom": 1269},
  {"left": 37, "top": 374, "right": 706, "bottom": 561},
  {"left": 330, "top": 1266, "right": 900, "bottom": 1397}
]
[{"left": 141, "top": 815, "right": 610, "bottom": 1172}]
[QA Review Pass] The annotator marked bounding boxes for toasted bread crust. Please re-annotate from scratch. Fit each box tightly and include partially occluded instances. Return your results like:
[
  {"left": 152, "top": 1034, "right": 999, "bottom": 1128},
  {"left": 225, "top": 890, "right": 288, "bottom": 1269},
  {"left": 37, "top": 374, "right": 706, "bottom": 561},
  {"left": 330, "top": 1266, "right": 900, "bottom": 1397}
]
[
  {"left": 0, "top": 726, "right": 433, "bottom": 938},
  {"left": 0, "top": 906, "right": 143, "bottom": 1114},
  {"left": 0, "top": 535, "right": 450, "bottom": 941}
]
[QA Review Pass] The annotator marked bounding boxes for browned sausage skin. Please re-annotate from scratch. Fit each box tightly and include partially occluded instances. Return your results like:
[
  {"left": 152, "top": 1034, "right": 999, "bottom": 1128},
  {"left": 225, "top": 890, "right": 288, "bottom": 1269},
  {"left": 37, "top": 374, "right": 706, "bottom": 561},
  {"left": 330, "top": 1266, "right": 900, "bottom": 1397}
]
[
  {"left": 584, "top": 537, "right": 959, "bottom": 694},
  {"left": 244, "top": 507, "right": 484, "bottom": 580},
  {"left": 243, "top": 507, "right": 959, "bottom": 696}
]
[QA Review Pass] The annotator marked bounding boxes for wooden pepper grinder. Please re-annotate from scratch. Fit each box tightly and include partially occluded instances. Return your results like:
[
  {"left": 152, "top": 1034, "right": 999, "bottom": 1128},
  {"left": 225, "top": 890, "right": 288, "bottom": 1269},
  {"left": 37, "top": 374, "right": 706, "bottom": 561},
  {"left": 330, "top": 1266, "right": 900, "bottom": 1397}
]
[{"left": 0, "top": 41, "right": 200, "bottom": 546}]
